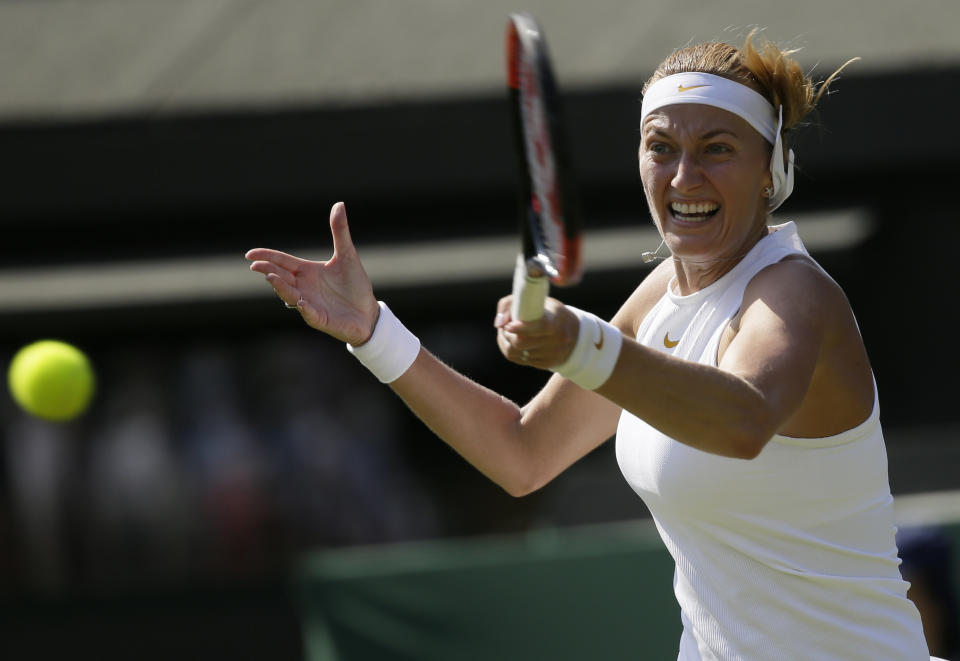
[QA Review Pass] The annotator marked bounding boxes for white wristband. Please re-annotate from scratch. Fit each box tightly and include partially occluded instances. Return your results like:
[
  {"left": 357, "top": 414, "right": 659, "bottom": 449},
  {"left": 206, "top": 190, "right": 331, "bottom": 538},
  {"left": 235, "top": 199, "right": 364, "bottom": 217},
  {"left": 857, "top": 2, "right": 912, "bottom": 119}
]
[
  {"left": 552, "top": 306, "right": 622, "bottom": 390},
  {"left": 346, "top": 302, "right": 421, "bottom": 383}
]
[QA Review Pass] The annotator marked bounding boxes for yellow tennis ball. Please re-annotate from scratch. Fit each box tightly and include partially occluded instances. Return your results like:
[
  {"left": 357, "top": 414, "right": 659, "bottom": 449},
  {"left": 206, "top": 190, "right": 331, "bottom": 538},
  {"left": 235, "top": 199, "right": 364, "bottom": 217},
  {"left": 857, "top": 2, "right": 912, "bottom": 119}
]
[{"left": 7, "top": 340, "right": 96, "bottom": 422}]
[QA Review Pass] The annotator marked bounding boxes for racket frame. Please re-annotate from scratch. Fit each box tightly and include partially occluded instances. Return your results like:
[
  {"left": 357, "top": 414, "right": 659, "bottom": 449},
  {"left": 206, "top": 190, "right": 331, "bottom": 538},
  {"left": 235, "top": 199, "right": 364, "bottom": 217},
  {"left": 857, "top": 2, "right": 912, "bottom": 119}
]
[{"left": 506, "top": 13, "right": 582, "bottom": 321}]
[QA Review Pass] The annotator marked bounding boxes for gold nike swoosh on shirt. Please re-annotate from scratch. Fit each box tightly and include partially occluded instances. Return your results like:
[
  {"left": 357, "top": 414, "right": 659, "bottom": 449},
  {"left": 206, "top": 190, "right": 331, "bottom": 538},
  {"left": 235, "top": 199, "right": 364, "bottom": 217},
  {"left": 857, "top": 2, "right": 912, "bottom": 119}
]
[
  {"left": 677, "top": 84, "right": 709, "bottom": 92},
  {"left": 663, "top": 332, "right": 680, "bottom": 349}
]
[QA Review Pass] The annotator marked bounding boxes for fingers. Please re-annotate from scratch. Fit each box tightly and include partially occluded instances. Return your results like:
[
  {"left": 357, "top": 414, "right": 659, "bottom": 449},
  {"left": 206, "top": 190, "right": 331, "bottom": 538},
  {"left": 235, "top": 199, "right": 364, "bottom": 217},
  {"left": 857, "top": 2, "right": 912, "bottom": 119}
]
[
  {"left": 497, "top": 328, "right": 555, "bottom": 367},
  {"left": 248, "top": 259, "right": 297, "bottom": 288},
  {"left": 246, "top": 201, "right": 351, "bottom": 274},
  {"left": 495, "top": 295, "right": 536, "bottom": 362},
  {"left": 251, "top": 262, "right": 329, "bottom": 330},
  {"left": 494, "top": 296, "right": 512, "bottom": 329},
  {"left": 496, "top": 307, "right": 550, "bottom": 364},
  {"left": 495, "top": 297, "right": 579, "bottom": 368},
  {"left": 493, "top": 296, "right": 548, "bottom": 334},
  {"left": 244, "top": 247, "right": 306, "bottom": 273},
  {"left": 264, "top": 272, "right": 302, "bottom": 308}
]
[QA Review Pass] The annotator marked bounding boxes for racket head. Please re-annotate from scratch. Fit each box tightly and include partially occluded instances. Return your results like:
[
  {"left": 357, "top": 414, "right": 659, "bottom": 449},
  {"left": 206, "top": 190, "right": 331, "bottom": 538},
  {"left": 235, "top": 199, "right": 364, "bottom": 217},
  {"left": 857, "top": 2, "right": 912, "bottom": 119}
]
[{"left": 506, "top": 13, "right": 583, "bottom": 287}]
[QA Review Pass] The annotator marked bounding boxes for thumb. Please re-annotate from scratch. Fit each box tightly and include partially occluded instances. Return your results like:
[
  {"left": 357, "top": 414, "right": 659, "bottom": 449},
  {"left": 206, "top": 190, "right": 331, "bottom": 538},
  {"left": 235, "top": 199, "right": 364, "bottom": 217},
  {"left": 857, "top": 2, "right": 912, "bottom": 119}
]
[{"left": 329, "top": 202, "right": 357, "bottom": 258}]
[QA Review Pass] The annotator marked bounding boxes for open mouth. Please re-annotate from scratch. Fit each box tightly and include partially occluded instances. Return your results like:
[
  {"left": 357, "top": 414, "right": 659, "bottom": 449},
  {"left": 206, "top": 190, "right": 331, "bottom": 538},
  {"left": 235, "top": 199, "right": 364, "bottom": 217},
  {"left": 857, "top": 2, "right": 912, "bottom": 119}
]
[{"left": 669, "top": 201, "right": 719, "bottom": 223}]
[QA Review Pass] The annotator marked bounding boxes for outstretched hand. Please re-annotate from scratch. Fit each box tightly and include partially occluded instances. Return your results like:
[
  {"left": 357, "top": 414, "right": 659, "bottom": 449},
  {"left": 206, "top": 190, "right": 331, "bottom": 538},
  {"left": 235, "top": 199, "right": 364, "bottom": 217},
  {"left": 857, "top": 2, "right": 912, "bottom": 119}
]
[{"left": 245, "top": 202, "right": 380, "bottom": 346}]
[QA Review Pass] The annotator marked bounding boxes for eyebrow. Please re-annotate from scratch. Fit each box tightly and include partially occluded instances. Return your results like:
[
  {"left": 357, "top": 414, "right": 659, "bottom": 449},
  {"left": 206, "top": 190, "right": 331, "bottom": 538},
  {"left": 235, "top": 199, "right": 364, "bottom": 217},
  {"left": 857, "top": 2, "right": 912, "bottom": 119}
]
[{"left": 645, "top": 127, "right": 740, "bottom": 141}]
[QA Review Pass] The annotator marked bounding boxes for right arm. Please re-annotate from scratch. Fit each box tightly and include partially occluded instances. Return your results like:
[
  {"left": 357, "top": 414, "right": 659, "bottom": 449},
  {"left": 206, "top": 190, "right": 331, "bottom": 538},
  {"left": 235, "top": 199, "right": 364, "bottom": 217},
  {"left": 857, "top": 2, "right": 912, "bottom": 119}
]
[
  {"left": 389, "top": 350, "right": 620, "bottom": 497},
  {"left": 246, "top": 202, "right": 651, "bottom": 496}
]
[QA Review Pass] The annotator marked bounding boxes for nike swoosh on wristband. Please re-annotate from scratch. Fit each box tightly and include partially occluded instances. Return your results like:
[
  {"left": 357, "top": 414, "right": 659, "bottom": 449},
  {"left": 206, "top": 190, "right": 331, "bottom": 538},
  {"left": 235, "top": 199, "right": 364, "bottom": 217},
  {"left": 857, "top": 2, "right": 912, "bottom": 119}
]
[
  {"left": 594, "top": 319, "right": 604, "bottom": 350},
  {"left": 664, "top": 332, "right": 680, "bottom": 349}
]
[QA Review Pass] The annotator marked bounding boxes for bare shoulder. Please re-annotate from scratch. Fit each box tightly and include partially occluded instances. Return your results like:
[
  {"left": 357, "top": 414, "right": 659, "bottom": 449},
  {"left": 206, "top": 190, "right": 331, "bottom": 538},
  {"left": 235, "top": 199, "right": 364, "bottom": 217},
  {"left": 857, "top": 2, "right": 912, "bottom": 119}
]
[
  {"left": 612, "top": 259, "right": 675, "bottom": 336},
  {"left": 742, "top": 255, "right": 852, "bottom": 327},
  {"left": 723, "top": 254, "right": 856, "bottom": 375},
  {"left": 727, "top": 254, "right": 874, "bottom": 437}
]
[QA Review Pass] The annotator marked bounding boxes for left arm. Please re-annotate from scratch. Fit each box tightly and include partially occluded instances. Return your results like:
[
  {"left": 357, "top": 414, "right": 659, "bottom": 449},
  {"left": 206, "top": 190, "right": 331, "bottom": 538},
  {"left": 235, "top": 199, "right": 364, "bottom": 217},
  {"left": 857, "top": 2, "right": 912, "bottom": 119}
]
[
  {"left": 504, "top": 259, "right": 840, "bottom": 459},
  {"left": 594, "top": 259, "right": 831, "bottom": 458}
]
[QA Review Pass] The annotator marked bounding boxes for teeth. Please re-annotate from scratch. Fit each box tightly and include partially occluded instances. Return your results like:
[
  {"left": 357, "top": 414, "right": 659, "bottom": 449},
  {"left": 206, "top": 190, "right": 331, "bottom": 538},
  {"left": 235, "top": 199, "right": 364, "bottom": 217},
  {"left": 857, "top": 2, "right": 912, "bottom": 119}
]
[{"left": 671, "top": 201, "right": 719, "bottom": 216}]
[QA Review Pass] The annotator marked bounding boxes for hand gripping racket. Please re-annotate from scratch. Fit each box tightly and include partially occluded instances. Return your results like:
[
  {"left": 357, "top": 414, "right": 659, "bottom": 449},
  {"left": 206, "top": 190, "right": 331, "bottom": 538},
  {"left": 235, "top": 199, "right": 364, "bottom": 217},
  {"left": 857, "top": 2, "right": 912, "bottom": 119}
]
[{"left": 506, "top": 13, "right": 583, "bottom": 322}]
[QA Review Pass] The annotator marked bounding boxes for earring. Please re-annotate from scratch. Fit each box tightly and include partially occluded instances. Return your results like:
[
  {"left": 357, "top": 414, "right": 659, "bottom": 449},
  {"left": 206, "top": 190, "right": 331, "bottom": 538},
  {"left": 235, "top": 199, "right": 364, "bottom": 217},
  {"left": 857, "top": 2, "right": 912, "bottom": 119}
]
[{"left": 762, "top": 186, "right": 774, "bottom": 198}]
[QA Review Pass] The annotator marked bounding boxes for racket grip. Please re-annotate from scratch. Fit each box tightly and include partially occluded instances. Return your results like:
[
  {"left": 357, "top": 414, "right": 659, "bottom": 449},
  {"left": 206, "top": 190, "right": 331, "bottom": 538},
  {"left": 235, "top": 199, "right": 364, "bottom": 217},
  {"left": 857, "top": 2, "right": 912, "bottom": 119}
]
[{"left": 511, "top": 254, "right": 549, "bottom": 321}]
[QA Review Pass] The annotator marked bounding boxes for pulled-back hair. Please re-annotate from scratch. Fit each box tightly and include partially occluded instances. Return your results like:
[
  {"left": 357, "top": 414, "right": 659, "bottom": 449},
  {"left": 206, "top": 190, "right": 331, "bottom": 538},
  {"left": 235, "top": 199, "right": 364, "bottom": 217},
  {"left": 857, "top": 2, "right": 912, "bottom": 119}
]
[{"left": 643, "top": 30, "right": 857, "bottom": 135}]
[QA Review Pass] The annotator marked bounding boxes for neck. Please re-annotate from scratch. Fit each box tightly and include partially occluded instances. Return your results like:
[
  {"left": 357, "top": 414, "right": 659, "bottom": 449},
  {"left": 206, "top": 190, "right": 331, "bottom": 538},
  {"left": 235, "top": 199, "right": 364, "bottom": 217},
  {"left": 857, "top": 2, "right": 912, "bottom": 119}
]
[{"left": 670, "top": 223, "right": 770, "bottom": 295}]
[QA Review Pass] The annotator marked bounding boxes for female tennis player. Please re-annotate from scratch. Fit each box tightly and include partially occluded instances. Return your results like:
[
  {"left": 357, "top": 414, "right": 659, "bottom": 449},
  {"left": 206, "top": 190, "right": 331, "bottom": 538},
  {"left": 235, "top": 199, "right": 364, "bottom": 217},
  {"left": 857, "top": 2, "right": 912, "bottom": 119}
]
[{"left": 247, "top": 33, "right": 934, "bottom": 660}]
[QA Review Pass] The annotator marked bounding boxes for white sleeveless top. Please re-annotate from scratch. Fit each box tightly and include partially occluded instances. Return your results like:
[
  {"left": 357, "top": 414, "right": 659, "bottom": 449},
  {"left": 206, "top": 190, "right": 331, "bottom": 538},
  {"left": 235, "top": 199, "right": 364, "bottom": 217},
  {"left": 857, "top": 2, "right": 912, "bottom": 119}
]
[{"left": 616, "top": 222, "right": 929, "bottom": 660}]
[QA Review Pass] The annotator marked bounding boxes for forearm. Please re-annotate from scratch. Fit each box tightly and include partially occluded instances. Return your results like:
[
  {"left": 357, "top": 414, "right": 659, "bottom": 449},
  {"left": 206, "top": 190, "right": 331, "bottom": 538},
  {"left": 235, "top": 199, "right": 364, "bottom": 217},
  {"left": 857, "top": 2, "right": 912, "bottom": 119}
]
[
  {"left": 389, "top": 348, "right": 535, "bottom": 495},
  {"left": 596, "top": 339, "right": 772, "bottom": 459}
]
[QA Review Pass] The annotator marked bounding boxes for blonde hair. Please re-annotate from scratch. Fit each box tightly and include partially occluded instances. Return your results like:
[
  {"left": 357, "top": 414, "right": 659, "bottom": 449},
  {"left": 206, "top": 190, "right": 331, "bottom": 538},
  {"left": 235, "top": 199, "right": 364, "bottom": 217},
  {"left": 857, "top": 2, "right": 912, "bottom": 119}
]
[{"left": 643, "top": 30, "right": 858, "bottom": 135}]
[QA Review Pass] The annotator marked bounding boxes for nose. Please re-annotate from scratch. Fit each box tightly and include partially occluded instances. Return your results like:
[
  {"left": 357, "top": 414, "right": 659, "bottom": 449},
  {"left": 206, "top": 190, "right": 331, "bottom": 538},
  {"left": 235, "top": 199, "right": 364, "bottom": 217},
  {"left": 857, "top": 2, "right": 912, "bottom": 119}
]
[{"left": 670, "top": 151, "right": 703, "bottom": 193}]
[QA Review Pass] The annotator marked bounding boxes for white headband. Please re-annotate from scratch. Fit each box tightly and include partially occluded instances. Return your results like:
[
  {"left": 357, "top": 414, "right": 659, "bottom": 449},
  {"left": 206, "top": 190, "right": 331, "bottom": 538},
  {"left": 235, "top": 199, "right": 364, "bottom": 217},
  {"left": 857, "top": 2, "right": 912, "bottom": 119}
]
[{"left": 641, "top": 72, "right": 794, "bottom": 211}]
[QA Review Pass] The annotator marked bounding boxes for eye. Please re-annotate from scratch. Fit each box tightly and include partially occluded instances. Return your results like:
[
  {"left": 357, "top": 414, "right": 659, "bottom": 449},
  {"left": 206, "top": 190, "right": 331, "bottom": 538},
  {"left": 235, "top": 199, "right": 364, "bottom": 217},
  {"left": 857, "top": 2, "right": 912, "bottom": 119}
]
[
  {"left": 647, "top": 142, "right": 672, "bottom": 155},
  {"left": 705, "top": 143, "right": 733, "bottom": 154}
]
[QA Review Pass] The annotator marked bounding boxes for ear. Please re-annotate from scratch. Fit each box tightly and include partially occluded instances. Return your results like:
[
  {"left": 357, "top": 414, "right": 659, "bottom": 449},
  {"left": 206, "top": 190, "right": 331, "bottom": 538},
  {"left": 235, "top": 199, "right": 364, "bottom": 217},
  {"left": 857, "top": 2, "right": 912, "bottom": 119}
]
[{"left": 763, "top": 141, "right": 778, "bottom": 190}]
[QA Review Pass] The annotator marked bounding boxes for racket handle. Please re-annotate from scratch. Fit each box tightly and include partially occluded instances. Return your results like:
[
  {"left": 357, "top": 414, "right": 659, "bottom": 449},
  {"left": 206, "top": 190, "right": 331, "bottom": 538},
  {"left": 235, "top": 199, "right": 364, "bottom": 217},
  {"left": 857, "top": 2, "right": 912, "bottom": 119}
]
[{"left": 511, "top": 254, "right": 549, "bottom": 321}]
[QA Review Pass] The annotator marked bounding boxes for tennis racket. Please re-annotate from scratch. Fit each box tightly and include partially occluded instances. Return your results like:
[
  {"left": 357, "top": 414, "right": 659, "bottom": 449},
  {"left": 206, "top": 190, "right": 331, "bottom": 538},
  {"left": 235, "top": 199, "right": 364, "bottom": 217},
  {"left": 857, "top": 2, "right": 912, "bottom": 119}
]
[{"left": 506, "top": 13, "right": 583, "bottom": 322}]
